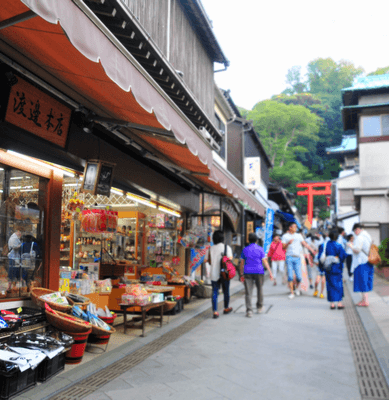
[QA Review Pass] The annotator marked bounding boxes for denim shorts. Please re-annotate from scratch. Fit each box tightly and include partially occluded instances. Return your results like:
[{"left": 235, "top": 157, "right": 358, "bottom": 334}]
[{"left": 286, "top": 256, "right": 302, "bottom": 282}]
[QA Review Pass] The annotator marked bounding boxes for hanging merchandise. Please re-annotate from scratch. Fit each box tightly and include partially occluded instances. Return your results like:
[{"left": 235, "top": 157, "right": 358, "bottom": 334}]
[
  {"left": 80, "top": 209, "right": 118, "bottom": 233},
  {"left": 178, "top": 225, "right": 208, "bottom": 248}
]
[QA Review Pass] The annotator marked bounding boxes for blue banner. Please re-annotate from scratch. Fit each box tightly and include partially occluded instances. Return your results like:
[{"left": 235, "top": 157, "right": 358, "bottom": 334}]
[
  {"left": 190, "top": 245, "right": 210, "bottom": 274},
  {"left": 263, "top": 208, "right": 275, "bottom": 254}
]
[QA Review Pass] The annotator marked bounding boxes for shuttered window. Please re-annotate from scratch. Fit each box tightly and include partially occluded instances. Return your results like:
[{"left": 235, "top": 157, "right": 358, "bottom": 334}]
[{"left": 339, "top": 189, "right": 354, "bottom": 206}]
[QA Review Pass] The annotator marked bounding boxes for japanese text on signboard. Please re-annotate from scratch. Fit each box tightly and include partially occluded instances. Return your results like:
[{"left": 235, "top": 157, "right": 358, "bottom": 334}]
[{"left": 5, "top": 77, "right": 71, "bottom": 148}]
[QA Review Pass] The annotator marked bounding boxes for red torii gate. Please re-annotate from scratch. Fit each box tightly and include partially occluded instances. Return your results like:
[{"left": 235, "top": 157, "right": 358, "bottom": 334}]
[{"left": 296, "top": 182, "right": 331, "bottom": 224}]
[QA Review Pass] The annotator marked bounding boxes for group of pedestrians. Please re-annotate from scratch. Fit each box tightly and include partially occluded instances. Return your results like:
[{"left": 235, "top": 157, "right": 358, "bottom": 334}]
[{"left": 206, "top": 221, "right": 375, "bottom": 319}]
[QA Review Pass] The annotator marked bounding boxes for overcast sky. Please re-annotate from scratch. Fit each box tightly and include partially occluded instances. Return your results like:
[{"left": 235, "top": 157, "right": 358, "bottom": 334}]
[{"left": 201, "top": 0, "right": 389, "bottom": 110}]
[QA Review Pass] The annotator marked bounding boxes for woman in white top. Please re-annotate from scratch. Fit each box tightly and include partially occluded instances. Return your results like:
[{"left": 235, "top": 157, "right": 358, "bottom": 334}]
[
  {"left": 349, "top": 223, "right": 373, "bottom": 307},
  {"left": 207, "top": 230, "right": 233, "bottom": 319}
]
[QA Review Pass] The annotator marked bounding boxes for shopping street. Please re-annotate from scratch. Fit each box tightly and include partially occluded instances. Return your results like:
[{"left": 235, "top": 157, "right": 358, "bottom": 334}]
[{"left": 13, "top": 271, "right": 389, "bottom": 400}]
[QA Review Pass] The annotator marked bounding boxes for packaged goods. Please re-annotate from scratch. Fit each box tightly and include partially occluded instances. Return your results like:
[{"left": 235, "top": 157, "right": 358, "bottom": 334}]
[{"left": 40, "top": 292, "right": 68, "bottom": 305}]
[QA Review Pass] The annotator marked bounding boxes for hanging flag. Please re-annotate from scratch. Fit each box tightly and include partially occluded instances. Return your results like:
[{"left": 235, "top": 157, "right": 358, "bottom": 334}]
[{"left": 263, "top": 208, "right": 275, "bottom": 254}]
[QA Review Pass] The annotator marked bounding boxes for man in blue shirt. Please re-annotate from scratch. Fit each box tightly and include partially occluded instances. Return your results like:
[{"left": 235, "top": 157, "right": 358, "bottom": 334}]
[{"left": 240, "top": 233, "right": 273, "bottom": 317}]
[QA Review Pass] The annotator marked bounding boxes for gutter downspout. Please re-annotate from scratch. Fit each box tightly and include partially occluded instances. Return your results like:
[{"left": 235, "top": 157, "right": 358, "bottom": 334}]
[{"left": 167, "top": 0, "right": 171, "bottom": 61}]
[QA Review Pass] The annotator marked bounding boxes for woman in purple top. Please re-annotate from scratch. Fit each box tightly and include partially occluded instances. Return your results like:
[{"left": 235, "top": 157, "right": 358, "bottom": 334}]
[{"left": 240, "top": 233, "right": 273, "bottom": 317}]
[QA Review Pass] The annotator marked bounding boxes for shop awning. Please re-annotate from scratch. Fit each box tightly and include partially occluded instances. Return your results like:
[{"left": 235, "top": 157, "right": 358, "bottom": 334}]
[
  {"left": 195, "top": 162, "right": 266, "bottom": 216},
  {"left": 0, "top": 0, "right": 212, "bottom": 176},
  {"left": 276, "top": 210, "right": 302, "bottom": 229}
]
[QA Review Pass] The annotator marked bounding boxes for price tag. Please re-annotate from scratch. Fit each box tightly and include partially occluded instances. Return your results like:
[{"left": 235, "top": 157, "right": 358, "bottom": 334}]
[{"left": 17, "top": 307, "right": 22, "bottom": 314}]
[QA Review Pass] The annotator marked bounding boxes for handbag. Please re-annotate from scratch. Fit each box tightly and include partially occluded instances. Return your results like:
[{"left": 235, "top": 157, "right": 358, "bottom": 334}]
[
  {"left": 21, "top": 242, "right": 36, "bottom": 269},
  {"left": 319, "top": 241, "right": 327, "bottom": 264},
  {"left": 364, "top": 243, "right": 381, "bottom": 265}
]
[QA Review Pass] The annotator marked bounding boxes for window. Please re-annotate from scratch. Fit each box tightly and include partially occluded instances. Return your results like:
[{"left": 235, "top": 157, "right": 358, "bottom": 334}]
[
  {"left": 361, "top": 115, "right": 389, "bottom": 137},
  {"left": 0, "top": 165, "right": 47, "bottom": 298},
  {"left": 215, "top": 113, "right": 226, "bottom": 160},
  {"left": 339, "top": 189, "right": 354, "bottom": 207}
]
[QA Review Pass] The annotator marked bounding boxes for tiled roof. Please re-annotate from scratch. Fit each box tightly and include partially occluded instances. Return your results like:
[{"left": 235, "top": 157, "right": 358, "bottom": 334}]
[
  {"left": 326, "top": 135, "right": 357, "bottom": 153},
  {"left": 343, "top": 74, "right": 389, "bottom": 92}
]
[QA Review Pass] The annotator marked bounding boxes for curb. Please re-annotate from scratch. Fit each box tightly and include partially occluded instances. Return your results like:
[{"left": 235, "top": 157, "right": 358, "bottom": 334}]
[{"left": 345, "top": 279, "right": 389, "bottom": 390}]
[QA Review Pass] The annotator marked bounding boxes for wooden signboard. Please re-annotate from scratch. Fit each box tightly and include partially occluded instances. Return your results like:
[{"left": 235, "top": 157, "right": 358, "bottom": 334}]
[
  {"left": 80, "top": 160, "right": 115, "bottom": 196},
  {"left": 246, "top": 221, "right": 254, "bottom": 243},
  {"left": 5, "top": 76, "right": 71, "bottom": 148}
]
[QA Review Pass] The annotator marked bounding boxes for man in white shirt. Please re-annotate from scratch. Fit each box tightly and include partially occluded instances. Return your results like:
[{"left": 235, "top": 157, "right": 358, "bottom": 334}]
[
  {"left": 282, "top": 223, "right": 316, "bottom": 299},
  {"left": 337, "top": 227, "right": 346, "bottom": 249}
]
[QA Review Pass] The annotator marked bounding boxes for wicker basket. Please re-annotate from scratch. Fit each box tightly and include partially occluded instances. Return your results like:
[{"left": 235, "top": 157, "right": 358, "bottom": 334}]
[
  {"left": 31, "top": 288, "right": 72, "bottom": 313},
  {"left": 46, "top": 309, "right": 92, "bottom": 333},
  {"left": 66, "top": 295, "right": 91, "bottom": 311},
  {"left": 163, "top": 301, "right": 177, "bottom": 312},
  {"left": 91, "top": 324, "right": 116, "bottom": 337}
]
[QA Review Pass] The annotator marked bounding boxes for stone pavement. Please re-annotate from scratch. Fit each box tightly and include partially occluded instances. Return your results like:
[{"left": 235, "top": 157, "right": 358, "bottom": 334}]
[
  {"left": 15, "top": 270, "right": 389, "bottom": 400},
  {"left": 80, "top": 274, "right": 363, "bottom": 400}
]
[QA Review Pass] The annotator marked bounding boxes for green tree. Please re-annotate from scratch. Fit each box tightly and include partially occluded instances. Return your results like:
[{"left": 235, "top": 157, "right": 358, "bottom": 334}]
[
  {"left": 247, "top": 100, "right": 320, "bottom": 167},
  {"left": 368, "top": 66, "right": 389, "bottom": 76},
  {"left": 282, "top": 66, "right": 307, "bottom": 95}
]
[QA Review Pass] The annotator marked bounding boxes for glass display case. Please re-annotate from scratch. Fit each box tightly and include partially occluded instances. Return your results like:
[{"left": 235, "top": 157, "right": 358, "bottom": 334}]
[{"left": 0, "top": 165, "right": 47, "bottom": 298}]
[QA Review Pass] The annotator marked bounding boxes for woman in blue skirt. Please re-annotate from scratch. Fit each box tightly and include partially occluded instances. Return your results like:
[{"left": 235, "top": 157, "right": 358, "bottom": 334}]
[
  {"left": 323, "top": 230, "right": 347, "bottom": 310},
  {"left": 349, "top": 223, "right": 373, "bottom": 307}
]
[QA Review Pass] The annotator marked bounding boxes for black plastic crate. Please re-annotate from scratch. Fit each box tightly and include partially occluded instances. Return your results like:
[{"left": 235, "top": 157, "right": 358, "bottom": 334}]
[
  {"left": 37, "top": 351, "right": 66, "bottom": 382},
  {"left": 8, "top": 307, "right": 46, "bottom": 327},
  {"left": 0, "top": 367, "right": 38, "bottom": 400}
]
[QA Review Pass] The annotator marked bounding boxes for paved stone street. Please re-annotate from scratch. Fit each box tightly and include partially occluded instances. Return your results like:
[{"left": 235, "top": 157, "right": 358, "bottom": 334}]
[{"left": 82, "top": 275, "right": 361, "bottom": 400}]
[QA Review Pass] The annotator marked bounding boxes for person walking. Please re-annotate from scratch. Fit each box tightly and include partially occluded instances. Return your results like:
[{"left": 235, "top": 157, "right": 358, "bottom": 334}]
[
  {"left": 314, "top": 231, "right": 329, "bottom": 299},
  {"left": 303, "top": 233, "right": 314, "bottom": 289},
  {"left": 240, "top": 233, "right": 273, "bottom": 317},
  {"left": 282, "top": 222, "right": 316, "bottom": 299},
  {"left": 345, "top": 234, "right": 354, "bottom": 282},
  {"left": 349, "top": 223, "right": 373, "bottom": 307},
  {"left": 7, "top": 229, "right": 22, "bottom": 289},
  {"left": 323, "top": 229, "right": 347, "bottom": 310},
  {"left": 207, "top": 230, "right": 233, "bottom": 319},
  {"left": 267, "top": 233, "right": 285, "bottom": 286},
  {"left": 337, "top": 227, "right": 346, "bottom": 249}
]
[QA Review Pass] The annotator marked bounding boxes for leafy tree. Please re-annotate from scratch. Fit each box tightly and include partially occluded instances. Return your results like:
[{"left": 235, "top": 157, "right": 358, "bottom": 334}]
[
  {"left": 282, "top": 66, "right": 307, "bottom": 95},
  {"left": 368, "top": 66, "right": 389, "bottom": 76},
  {"left": 247, "top": 100, "right": 320, "bottom": 167}
]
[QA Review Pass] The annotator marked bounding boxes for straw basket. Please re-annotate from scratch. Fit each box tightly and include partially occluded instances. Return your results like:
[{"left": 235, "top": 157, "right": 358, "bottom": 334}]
[
  {"left": 88, "top": 325, "right": 116, "bottom": 345},
  {"left": 45, "top": 310, "right": 92, "bottom": 333},
  {"left": 163, "top": 301, "right": 177, "bottom": 313},
  {"left": 65, "top": 295, "right": 91, "bottom": 311},
  {"left": 31, "top": 288, "right": 72, "bottom": 313}
]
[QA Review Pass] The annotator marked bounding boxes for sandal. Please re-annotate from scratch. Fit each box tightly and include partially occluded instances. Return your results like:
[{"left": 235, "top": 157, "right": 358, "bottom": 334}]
[
  {"left": 357, "top": 301, "right": 369, "bottom": 307},
  {"left": 213, "top": 312, "right": 219, "bottom": 319},
  {"left": 330, "top": 304, "right": 336, "bottom": 310},
  {"left": 337, "top": 304, "right": 344, "bottom": 309}
]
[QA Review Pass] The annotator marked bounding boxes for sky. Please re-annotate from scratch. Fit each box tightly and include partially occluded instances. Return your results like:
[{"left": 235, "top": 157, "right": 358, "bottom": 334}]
[{"left": 200, "top": 0, "right": 389, "bottom": 110}]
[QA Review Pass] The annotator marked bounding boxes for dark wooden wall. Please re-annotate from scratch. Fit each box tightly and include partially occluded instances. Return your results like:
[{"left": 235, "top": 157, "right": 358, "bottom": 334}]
[
  {"left": 120, "top": 0, "right": 215, "bottom": 118},
  {"left": 226, "top": 121, "right": 243, "bottom": 183}
]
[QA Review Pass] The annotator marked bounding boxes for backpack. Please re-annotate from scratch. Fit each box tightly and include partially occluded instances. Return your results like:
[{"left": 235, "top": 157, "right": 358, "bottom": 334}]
[{"left": 220, "top": 245, "right": 236, "bottom": 281}]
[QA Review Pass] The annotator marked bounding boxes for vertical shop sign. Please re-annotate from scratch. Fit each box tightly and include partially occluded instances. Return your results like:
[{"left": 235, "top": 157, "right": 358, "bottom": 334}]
[
  {"left": 263, "top": 208, "right": 275, "bottom": 254},
  {"left": 246, "top": 221, "right": 254, "bottom": 243},
  {"left": 244, "top": 157, "right": 261, "bottom": 190},
  {"left": 4, "top": 76, "right": 71, "bottom": 148}
]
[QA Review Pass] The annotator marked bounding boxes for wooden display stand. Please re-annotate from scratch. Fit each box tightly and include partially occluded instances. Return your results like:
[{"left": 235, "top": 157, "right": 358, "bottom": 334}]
[{"left": 84, "top": 293, "right": 110, "bottom": 309}]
